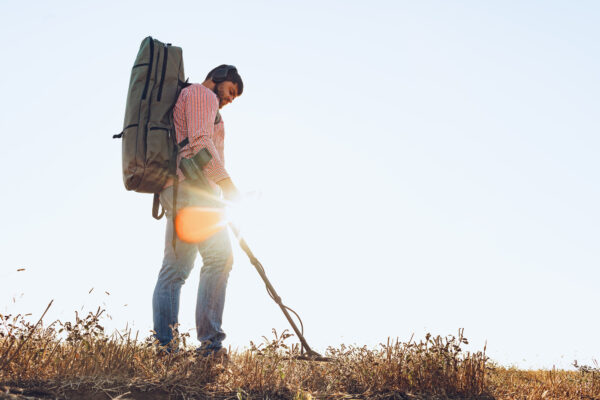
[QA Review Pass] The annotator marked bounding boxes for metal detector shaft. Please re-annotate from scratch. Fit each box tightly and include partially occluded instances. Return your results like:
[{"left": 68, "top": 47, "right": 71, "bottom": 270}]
[{"left": 228, "top": 222, "right": 325, "bottom": 359}]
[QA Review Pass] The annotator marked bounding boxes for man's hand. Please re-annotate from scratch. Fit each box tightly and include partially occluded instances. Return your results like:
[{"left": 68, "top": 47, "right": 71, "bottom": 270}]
[{"left": 217, "top": 177, "right": 241, "bottom": 202}]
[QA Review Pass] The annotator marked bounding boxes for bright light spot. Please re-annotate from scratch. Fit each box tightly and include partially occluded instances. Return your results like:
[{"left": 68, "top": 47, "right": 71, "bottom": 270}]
[
  {"left": 224, "top": 201, "right": 252, "bottom": 232},
  {"left": 175, "top": 191, "right": 262, "bottom": 243},
  {"left": 175, "top": 207, "right": 227, "bottom": 243}
]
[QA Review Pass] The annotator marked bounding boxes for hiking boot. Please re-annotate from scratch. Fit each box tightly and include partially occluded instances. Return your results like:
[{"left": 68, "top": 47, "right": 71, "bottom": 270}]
[
  {"left": 195, "top": 346, "right": 229, "bottom": 362},
  {"left": 156, "top": 346, "right": 178, "bottom": 357}
]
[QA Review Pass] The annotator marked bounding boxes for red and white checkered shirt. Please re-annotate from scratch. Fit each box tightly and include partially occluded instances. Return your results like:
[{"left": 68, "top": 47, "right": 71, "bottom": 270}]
[{"left": 167, "top": 84, "right": 229, "bottom": 188}]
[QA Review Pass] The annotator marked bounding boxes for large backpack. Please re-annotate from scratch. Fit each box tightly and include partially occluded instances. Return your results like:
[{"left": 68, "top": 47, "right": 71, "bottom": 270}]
[{"left": 114, "top": 36, "right": 186, "bottom": 219}]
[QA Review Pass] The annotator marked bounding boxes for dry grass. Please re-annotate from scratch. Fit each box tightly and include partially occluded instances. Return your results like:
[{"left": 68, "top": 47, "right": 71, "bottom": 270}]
[
  {"left": 486, "top": 365, "right": 600, "bottom": 400},
  {"left": 0, "top": 304, "right": 598, "bottom": 399}
]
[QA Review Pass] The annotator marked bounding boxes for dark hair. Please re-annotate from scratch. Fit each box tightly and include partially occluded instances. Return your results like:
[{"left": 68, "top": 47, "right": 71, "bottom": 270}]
[{"left": 206, "top": 65, "right": 244, "bottom": 95}]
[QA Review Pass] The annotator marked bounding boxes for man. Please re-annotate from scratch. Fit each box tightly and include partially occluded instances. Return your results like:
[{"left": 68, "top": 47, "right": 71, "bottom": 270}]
[{"left": 152, "top": 65, "right": 243, "bottom": 357}]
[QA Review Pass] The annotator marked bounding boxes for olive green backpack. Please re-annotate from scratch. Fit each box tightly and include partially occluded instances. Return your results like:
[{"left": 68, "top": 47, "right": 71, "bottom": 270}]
[{"left": 114, "top": 36, "right": 188, "bottom": 219}]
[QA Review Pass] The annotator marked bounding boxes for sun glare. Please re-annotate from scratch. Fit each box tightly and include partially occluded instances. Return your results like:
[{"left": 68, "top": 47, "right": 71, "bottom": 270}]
[
  {"left": 175, "top": 207, "right": 227, "bottom": 243},
  {"left": 175, "top": 191, "right": 262, "bottom": 243}
]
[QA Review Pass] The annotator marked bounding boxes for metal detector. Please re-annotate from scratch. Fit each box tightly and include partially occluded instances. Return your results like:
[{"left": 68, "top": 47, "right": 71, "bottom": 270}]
[{"left": 229, "top": 223, "right": 331, "bottom": 362}]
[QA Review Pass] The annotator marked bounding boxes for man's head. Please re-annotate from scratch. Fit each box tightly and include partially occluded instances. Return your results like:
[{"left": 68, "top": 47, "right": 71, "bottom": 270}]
[{"left": 204, "top": 65, "right": 244, "bottom": 108}]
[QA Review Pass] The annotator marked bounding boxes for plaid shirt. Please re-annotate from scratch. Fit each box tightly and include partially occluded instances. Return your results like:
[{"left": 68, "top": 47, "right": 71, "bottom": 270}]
[{"left": 168, "top": 84, "right": 229, "bottom": 187}]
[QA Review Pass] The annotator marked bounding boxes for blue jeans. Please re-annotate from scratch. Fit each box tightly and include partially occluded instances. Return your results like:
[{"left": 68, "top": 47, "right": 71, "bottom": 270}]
[{"left": 152, "top": 182, "right": 233, "bottom": 351}]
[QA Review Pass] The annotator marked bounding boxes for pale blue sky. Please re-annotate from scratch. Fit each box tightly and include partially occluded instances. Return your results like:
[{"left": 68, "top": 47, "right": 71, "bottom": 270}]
[{"left": 0, "top": 0, "right": 598, "bottom": 369}]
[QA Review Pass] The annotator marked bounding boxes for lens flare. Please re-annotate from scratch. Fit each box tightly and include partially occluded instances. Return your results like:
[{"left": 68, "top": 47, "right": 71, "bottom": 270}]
[
  {"left": 224, "top": 203, "right": 246, "bottom": 229},
  {"left": 175, "top": 207, "right": 227, "bottom": 243},
  {"left": 175, "top": 192, "right": 260, "bottom": 243}
]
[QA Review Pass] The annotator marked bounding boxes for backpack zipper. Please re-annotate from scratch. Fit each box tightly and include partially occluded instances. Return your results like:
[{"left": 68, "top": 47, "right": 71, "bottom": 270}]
[
  {"left": 141, "top": 37, "right": 154, "bottom": 100},
  {"left": 157, "top": 45, "right": 169, "bottom": 102}
]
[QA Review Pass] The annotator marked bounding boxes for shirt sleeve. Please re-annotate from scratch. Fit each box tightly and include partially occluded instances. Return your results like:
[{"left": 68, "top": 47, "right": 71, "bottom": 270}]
[{"left": 185, "top": 86, "right": 230, "bottom": 183}]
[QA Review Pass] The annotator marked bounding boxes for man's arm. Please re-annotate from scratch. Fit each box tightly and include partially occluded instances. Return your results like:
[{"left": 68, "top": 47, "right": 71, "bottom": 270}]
[
  {"left": 184, "top": 85, "right": 230, "bottom": 183},
  {"left": 217, "top": 177, "right": 241, "bottom": 202}
]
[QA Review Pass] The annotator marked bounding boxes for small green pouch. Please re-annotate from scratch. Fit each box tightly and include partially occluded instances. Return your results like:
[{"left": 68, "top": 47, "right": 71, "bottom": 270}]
[{"left": 179, "top": 148, "right": 213, "bottom": 187}]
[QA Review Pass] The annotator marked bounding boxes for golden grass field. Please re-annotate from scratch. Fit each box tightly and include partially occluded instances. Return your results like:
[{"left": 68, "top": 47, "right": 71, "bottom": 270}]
[{"left": 1, "top": 303, "right": 599, "bottom": 399}]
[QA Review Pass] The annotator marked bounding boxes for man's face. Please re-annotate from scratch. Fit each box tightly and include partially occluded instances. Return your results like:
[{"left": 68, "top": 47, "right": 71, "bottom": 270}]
[{"left": 214, "top": 81, "right": 239, "bottom": 108}]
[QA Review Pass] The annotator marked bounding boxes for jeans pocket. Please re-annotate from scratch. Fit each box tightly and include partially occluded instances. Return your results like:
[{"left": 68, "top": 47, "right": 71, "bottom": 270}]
[{"left": 160, "top": 184, "right": 195, "bottom": 214}]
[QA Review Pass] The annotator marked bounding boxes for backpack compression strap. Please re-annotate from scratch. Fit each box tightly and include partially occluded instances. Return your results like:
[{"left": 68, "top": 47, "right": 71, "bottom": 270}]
[{"left": 152, "top": 193, "right": 165, "bottom": 219}]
